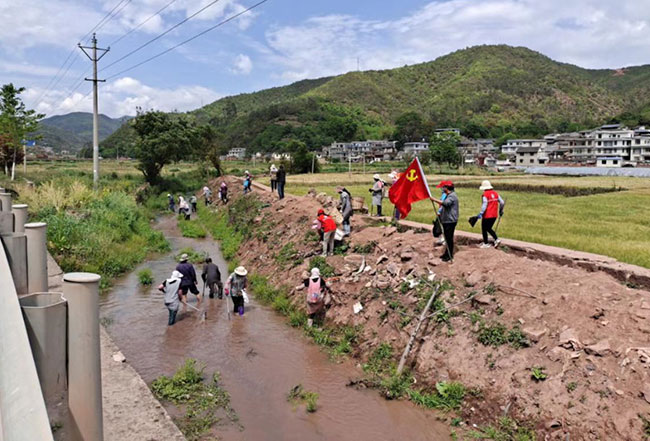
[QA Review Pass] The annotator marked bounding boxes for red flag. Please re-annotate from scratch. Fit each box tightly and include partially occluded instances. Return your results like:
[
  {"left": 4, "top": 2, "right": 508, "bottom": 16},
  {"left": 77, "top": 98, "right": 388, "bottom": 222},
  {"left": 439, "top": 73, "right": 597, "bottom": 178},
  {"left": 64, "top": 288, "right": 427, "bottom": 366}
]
[{"left": 388, "top": 157, "right": 432, "bottom": 219}]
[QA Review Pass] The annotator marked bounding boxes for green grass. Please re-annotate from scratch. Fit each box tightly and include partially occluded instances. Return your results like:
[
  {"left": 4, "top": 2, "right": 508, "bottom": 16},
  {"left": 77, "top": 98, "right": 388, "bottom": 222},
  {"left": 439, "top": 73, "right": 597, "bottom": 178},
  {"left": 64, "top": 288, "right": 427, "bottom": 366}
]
[
  {"left": 285, "top": 174, "right": 650, "bottom": 268},
  {"left": 151, "top": 359, "right": 238, "bottom": 441},
  {"left": 178, "top": 218, "right": 207, "bottom": 238},
  {"left": 287, "top": 384, "right": 319, "bottom": 413},
  {"left": 175, "top": 247, "right": 208, "bottom": 264},
  {"left": 137, "top": 268, "right": 154, "bottom": 285},
  {"left": 467, "top": 417, "right": 537, "bottom": 440}
]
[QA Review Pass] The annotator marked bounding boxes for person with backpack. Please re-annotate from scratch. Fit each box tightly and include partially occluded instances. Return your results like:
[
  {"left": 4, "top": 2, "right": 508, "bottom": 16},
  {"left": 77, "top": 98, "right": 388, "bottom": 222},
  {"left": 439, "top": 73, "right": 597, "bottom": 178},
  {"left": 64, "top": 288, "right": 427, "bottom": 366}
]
[
  {"left": 276, "top": 165, "right": 286, "bottom": 200},
  {"left": 337, "top": 186, "right": 353, "bottom": 236},
  {"left": 475, "top": 180, "right": 505, "bottom": 248},
  {"left": 369, "top": 174, "right": 385, "bottom": 216},
  {"left": 302, "top": 267, "right": 331, "bottom": 327},
  {"left": 243, "top": 171, "right": 252, "bottom": 194},
  {"left": 176, "top": 253, "right": 200, "bottom": 306},
  {"left": 317, "top": 208, "right": 337, "bottom": 256},
  {"left": 158, "top": 270, "right": 184, "bottom": 326},
  {"left": 225, "top": 266, "right": 248, "bottom": 316},
  {"left": 201, "top": 257, "right": 222, "bottom": 299}
]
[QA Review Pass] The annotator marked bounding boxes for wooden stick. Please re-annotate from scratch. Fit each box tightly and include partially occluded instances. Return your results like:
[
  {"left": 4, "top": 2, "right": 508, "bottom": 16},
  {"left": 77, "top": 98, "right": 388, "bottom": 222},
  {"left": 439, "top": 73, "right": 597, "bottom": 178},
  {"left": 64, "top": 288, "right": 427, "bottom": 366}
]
[{"left": 397, "top": 283, "right": 441, "bottom": 375}]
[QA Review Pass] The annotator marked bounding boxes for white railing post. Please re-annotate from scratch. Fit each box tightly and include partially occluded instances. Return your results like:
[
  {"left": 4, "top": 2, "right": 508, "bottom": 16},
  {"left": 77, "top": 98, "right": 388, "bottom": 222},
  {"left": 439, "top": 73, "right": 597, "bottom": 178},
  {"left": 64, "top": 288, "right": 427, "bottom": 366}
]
[
  {"left": 63, "top": 272, "right": 104, "bottom": 441},
  {"left": 25, "top": 222, "right": 48, "bottom": 294},
  {"left": 12, "top": 204, "right": 28, "bottom": 233}
]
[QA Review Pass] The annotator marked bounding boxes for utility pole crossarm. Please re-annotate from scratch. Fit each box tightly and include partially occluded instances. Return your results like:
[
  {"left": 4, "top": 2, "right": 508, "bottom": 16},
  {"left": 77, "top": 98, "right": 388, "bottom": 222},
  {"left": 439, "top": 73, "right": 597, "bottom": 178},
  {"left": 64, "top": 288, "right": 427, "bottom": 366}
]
[{"left": 78, "top": 33, "right": 109, "bottom": 188}]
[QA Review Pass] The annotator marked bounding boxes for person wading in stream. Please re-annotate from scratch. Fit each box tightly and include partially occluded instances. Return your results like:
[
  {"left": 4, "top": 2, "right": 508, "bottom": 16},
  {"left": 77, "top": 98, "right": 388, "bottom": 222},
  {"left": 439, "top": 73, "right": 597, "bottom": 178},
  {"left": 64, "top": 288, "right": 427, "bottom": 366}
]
[
  {"left": 202, "top": 257, "right": 222, "bottom": 299},
  {"left": 158, "top": 270, "right": 184, "bottom": 326},
  {"left": 430, "top": 181, "right": 459, "bottom": 262},
  {"left": 474, "top": 180, "right": 505, "bottom": 249},
  {"left": 225, "top": 266, "right": 248, "bottom": 316},
  {"left": 303, "top": 267, "right": 331, "bottom": 327},
  {"left": 337, "top": 186, "right": 353, "bottom": 236},
  {"left": 176, "top": 253, "right": 200, "bottom": 306}
]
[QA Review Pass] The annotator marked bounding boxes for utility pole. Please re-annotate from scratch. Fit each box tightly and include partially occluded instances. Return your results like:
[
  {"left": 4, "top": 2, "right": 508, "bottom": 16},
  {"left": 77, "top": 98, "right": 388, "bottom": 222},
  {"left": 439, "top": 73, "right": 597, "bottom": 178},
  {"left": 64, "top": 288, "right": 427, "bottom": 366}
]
[{"left": 79, "top": 34, "right": 109, "bottom": 188}]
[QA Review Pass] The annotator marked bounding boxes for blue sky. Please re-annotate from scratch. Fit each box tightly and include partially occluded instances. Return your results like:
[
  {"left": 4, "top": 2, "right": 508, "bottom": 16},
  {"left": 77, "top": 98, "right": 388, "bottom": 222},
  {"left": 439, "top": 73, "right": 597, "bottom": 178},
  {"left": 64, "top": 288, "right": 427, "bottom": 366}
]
[{"left": 2, "top": 0, "right": 650, "bottom": 117}]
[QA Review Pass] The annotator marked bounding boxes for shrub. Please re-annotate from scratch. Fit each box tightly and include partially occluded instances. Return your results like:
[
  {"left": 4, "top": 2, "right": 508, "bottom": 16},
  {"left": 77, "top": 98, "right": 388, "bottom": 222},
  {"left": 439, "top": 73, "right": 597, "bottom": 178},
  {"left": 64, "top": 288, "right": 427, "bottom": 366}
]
[
  {"left": 178, "top": 219, "right": 207, "bottom": 238},
  {"left": 308, "top": 256, "right": 335, "bottom": 278},
  {"left": 407, "top": 381, "right": 466, "bottom": 410},
  {"left": 138, "top": 268, "right": 154, "bottom": 285}
]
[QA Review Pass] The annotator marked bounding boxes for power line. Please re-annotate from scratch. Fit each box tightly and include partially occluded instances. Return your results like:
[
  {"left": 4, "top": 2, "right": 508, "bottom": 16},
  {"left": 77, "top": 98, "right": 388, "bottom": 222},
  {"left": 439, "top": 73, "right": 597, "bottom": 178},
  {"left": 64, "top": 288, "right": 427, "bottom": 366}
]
[
  {"left": 80, "top": 0, "right": 130, "bottom": 43},
  {"left": 101, "top": 0, "right": 224, "bottom": 73},
  {"left": 106, "top": 0, "right": 269, "bottom": 80},
  {"left": 108, "top": 0, "right": 179, "bottom": 47},
  {"left": 95, "top": 0, "right": 132, "bottom": 34}
]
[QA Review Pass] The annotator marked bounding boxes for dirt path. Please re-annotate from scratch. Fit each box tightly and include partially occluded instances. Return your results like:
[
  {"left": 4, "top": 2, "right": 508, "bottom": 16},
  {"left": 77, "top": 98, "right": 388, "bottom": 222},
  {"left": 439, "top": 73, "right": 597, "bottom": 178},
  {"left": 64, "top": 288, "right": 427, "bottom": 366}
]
[{"left": 225, "top": 177, "right": 650, "bottom": 440}]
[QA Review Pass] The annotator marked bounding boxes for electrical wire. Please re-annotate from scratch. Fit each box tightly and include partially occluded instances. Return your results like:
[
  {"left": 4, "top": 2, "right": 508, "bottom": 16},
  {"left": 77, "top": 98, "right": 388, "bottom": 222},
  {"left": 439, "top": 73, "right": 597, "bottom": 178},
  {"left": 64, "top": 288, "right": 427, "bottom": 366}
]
[
  {"left": 108, "top": 0, "right": 179, "bottom": 47},
  {"left": 95, "top": 0, "right": 132, "bottom": 35},
  {"left": 100, "top": 0, "right": 224, "bottom": 72},
  {"left": 80, "top": 0, "right": 130, "bottom": 43},
  {"left": 106, "top": 0, "right": 269, "bottom": 80}
]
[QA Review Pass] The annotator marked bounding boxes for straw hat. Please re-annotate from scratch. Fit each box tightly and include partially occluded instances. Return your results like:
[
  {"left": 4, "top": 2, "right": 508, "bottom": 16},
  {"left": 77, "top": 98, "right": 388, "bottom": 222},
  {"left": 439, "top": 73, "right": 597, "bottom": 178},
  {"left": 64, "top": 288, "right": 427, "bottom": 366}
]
[
  {"left": 310, "top": 267, "right": 321, "bottom": 278},
  {"left": 373, "top": 174, "right": 380, "bottom": 180},
  {"left": 479, "top": 180, "right": 493, "bottom": 191},
  {"left": 234, "top": 266, "right": 248, "bottom": 276},
  {"left": 179, "top": 253, "right": 189, "bottom": 262}
]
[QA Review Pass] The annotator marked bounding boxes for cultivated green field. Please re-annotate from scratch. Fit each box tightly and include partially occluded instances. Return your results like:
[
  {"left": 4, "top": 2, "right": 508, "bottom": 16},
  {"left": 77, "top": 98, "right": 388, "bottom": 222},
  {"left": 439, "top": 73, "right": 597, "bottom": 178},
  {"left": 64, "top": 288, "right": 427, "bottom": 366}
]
[{"left": 271, "top": 172, "right": 650, "bottom": 268}]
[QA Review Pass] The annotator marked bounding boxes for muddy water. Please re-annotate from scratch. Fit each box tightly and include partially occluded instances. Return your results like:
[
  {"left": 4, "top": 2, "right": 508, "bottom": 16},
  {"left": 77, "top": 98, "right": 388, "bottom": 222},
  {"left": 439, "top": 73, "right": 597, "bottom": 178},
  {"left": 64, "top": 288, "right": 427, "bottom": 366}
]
[{"left": 100, "top": 217, "right": 449, "bottom": 441}]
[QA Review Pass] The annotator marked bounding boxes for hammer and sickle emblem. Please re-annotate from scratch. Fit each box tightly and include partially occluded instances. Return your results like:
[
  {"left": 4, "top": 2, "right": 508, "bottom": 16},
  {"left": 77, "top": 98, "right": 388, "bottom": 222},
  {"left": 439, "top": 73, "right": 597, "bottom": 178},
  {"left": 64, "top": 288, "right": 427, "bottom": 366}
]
[{"left": 406, "top": 169, "right": 419, "bottom": 182}]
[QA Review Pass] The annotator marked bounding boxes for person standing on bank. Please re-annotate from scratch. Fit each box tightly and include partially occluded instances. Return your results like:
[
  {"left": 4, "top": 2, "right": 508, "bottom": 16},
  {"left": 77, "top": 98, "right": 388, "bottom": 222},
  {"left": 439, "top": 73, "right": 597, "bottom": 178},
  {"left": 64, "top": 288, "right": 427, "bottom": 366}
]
[
  {"left": 225, "top": 266, "right": 248, "bottom": 316},
  {"left": 430, "top": 181, "right": 459, "bottom": 262},
  {"left": 168, "top": 193, "right": 175, "bottom": 212},
  {"left": 476, "top": 180, "right": 505, "bottom": 248},
  {"left": 369, "top": 174, "right": 384, "bottom": 216},
  {"left": 270, "top": 164, "right": 278, "bottom": 193},
  {"left": 337, "top": 186, "right": 353, "bottom": 236},
  {"left": 317, "top": 209, "right": 337, "bottom": 257},
  {"left": 201, "top": 257, "right": 222, "bottom": 299},
  {"left": 176, "top": 253, "right": 200, "bottom": 306},
  {"left": 276, "top": 164, "right": 286, "bottom": 200},
  {"left": 158, "top": 270, "right": 184, "bottom": 326}
]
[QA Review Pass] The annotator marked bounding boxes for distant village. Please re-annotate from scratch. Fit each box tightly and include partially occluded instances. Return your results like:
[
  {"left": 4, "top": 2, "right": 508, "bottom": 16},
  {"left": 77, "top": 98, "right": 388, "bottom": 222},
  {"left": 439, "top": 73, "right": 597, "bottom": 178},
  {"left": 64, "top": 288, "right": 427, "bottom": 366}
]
[{"left": 225, "top": 123, "right": 650, "bottom": 169}]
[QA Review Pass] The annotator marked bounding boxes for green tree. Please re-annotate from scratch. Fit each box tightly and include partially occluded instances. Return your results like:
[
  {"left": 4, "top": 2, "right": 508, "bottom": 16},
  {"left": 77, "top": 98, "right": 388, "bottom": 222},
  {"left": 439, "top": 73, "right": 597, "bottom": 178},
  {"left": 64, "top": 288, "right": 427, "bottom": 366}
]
[
  {"left": 289, "top": 140, "right": 319, "bottom": 174},
  {"left": 430, "top": 132, "right": 461, "bottom": 168},
  {"left": 195, "top": 124, "right": 226, "bottom": 176},
  {"left": 393, "top": 112, "right": 425, "bottom": 148},
  {"left": 132, "top": 109, "right": 195, "bottom": 184},
  {"left": 495, "top": 132, "right": 517, "bottom": 148},
  {"left": 0, "top": 83, "right": 44, "bottom": 179}
]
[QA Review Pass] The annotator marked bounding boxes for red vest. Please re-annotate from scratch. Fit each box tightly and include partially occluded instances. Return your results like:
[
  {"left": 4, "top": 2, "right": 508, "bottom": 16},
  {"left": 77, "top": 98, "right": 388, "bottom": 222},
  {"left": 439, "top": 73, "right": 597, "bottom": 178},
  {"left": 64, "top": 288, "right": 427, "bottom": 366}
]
[
  {"left": 483, "top": 190, "right": 500, "bottom": 219},
  {"left": 318, "top": 215, "right": 337, "bottom": 232}
]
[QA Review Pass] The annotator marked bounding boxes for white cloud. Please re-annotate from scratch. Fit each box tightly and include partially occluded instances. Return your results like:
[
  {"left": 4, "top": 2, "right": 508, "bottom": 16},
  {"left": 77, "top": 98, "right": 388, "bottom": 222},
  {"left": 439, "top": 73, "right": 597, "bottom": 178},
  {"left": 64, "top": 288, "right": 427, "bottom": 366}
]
[
  {"left": 231, "top": 54, "right": 252, "bottom": 75},
  {"left": 263, "top": 0, "right": 650, "bottom": 82},
  {"left": 29, "top": 77, "right": 221, "bottom": 117}
]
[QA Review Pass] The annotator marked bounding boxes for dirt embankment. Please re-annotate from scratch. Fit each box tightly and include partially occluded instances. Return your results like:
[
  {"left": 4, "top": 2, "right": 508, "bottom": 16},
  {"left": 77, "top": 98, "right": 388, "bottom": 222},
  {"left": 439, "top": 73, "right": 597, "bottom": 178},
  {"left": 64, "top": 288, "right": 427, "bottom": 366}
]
[{"left": 218, "top": 177, "right": 650, "bottom": 440}]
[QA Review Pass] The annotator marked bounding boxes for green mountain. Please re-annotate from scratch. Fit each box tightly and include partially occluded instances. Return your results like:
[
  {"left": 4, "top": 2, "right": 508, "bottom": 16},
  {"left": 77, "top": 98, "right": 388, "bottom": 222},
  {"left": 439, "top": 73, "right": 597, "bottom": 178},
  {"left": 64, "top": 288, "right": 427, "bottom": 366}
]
[
  {"left": 101, "top": 45, "right": 650, "bottom": 156},
  {"left": 36, "top": 112, "right": 130, "bottom": 153}
]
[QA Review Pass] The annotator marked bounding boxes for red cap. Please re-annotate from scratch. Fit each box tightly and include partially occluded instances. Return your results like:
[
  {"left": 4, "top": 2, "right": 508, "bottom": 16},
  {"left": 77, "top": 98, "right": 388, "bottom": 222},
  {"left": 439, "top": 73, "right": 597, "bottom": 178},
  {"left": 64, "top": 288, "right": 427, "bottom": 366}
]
[
  {"left": 436, "top": 180, "right": 452, "bottom": 188},
  {"left": 317, "top": 209, "right": 325, "bottom": 216}
]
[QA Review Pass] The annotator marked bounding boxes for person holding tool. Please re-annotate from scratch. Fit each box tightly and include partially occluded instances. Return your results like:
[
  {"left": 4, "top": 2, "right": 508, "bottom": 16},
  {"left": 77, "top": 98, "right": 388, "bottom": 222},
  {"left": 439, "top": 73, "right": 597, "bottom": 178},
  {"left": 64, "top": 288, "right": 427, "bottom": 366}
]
[
  {"left": 430, "top": 181, "right": 459, "bottom": 262},
  {"left": 473, "top": 180, "right": 505, "bottom": 248}
]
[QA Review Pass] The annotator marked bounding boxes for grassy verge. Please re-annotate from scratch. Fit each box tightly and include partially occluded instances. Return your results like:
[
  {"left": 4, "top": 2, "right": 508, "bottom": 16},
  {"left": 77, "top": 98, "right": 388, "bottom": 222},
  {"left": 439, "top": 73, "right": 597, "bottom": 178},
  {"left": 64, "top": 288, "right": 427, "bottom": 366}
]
[
  {"left": 151, "top": 359, "right": 239, "bottom": 441},
  {"left": 16, "top": 180, "right": 170, "bottom": 289},
  {"left": 178, "top": 218, "right": 207, "bottom": 238}
]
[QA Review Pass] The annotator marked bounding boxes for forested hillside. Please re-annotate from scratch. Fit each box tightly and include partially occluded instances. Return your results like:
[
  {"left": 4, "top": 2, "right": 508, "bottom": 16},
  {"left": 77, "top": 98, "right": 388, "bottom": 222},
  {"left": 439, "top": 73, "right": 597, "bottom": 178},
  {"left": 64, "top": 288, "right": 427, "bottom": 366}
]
[
  {"left": 101, "top": 45, "right": 650, "bottom": 157},
  {"left": 37, "top": 112, "right": 130, "bottom": 153}
]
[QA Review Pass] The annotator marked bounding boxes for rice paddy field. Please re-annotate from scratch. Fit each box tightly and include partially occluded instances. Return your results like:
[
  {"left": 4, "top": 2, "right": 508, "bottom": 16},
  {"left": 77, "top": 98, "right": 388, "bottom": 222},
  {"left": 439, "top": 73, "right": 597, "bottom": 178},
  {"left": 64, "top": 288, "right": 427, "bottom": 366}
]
[{"left": 275, "top": 171, "right": 650, "bottom": 269}]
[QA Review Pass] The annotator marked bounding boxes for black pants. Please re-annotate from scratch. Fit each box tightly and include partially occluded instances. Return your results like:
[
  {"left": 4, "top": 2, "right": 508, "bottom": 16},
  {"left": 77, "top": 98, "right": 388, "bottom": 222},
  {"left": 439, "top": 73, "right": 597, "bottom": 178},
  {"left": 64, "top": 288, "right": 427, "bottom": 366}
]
[
  {"left": 481, "top": 217, "right": 498, "bottom": 244},
  {"left": 206, "top": 281, "right": 222, "bottom": 298},
  {"left": 277, "top": 182, "right": 285, "bottom": 199},
  {"left": 271, "top": 180, "right": 277, "bottom": 191},
  {"left": 167, "top": 307, "right": 178, "bottom": 326},
  {"left": 442, "top": 222, "right": 457, "bottom": 259},
  {"left": 376, "top": 205, "right": 382, "bottom": 216},
  {"left": 232, "top": 295, "right": 244, "bottom": 312},
  {"left": 191, "top": 202, "right": 197, "bottom": 212}
]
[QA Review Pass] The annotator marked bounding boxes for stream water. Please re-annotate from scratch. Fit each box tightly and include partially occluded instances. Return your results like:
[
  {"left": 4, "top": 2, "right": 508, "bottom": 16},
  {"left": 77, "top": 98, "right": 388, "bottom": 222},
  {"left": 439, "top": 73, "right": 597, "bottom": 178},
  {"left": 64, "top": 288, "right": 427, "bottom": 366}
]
[{"left": 100, "top": 217, "right": 449, "bottom": 441}]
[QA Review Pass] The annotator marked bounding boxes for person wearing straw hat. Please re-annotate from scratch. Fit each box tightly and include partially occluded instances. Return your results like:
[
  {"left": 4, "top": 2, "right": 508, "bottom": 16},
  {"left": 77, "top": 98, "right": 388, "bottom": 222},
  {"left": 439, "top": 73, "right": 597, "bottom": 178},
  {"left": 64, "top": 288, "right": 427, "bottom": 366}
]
[
  {"left": 369, "top": 174, "right": 385, "bottom": 216},
  {"left": 225, "top": 266, "right": 248, "bottom": 316},
  {"left": 158, "top": 270, "right": 184, "bottom": 326},
  {"left": 302, "top": 267, "right": 331, "bottom": 327},
  {"left": 476, "top": 180, "right": 505, "bottom": 248},
  {"left": 430, "top": 181, "right": 459, "bottom": 262},
  {"left": 176, "top": 253, "right": 200, "bottom": 307}
]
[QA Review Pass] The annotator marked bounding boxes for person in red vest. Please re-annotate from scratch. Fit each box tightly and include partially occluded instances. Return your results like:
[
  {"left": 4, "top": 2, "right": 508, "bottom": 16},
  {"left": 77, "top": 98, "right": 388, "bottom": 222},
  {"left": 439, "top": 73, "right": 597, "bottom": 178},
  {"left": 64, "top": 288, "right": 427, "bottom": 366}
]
[
  {"left": 476, "top": 180, "right": 505, "bottom": 248},
  {"left": 317, "top": 208, "right": 337, "bottom": 256}
]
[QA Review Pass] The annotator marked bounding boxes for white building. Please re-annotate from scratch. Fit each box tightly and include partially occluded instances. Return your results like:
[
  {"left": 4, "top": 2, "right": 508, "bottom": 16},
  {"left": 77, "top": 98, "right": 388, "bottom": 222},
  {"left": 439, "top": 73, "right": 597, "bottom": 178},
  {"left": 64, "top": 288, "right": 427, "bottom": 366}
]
[
  {"left": 502, "top": 139, "right": 548, "bottom": 158},
  {"left": 596, "top": 156, "right": 623, "bottom": 167},
  {"left": 226, "top": 147, "right": 246, "bottom": 160},
  {"left": 403, "top": 142, "right": 430, "bottom": 158},
  {"left": 515, "top": 146, "right": 549, "bottom": 166}
]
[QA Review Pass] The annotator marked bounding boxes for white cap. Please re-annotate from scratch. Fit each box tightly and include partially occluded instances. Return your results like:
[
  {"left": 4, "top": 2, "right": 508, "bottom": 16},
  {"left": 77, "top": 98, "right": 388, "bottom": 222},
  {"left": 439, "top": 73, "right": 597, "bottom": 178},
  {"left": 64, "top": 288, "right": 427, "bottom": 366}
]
[
  {"left": 170, "top": 270, "right": 183, "bottom": 280},
  {"left": 310, "top": 267, "right": 321, "bottom": 278},
  {"left": 479, "top": 180, "right": 493, "bottom": 191}
]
